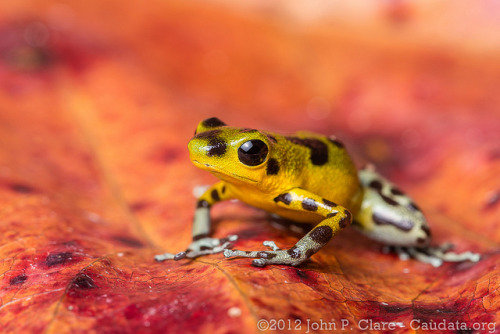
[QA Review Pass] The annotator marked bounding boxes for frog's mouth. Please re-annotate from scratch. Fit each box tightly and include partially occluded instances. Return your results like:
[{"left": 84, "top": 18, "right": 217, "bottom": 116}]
[{"left": 192, "top": 160, "right": 258, "bottom": 183}]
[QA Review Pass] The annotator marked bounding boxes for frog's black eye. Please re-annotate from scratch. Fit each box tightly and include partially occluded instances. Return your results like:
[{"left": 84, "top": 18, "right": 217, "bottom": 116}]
[{"left": 238, "top": 140, "right": 268, "bottom": 166}]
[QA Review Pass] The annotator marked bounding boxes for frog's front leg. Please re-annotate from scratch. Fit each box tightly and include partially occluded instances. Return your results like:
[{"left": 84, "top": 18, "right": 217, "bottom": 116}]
[
  {"left": 155, "top": 181, "right": 237, "bottom": 262},
  {"left": 224, "top": 188, "right": 352, "bottom": 267}
]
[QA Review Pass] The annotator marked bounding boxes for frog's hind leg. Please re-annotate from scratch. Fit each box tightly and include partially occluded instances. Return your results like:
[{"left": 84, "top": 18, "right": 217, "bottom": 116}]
[
  {"left": 354, "top": 165, "right": 480, "bottom": 267},
  {"left": 398, "top": 244, "right": 480, "bottom": 267}
]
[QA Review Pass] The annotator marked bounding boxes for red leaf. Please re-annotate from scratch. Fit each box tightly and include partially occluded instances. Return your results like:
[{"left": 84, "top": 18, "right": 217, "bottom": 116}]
[{"left": 1, "top": 1, "right": 499, "bottom": 333}]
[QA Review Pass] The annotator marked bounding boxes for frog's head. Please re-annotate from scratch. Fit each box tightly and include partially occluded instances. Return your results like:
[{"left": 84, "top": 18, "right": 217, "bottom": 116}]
[{"left": 189, "top": 117, "right": 277, "bottom": 186}]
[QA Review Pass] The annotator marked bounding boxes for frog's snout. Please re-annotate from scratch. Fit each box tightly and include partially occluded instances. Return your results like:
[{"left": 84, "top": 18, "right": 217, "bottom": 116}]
[
  {"left": 188, "top": 138, "right": 205, "bottom": 163},
  {"left": 188, "top": 131, "right": 229, "bottom": 163},
  {"left": 187, "top": 138, "right": 197, "bottom": 156}
]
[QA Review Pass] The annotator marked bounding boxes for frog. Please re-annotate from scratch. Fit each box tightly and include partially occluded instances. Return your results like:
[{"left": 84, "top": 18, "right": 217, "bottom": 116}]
[{"left": 155, "top": 117, "right": 480, "bottom": 267}]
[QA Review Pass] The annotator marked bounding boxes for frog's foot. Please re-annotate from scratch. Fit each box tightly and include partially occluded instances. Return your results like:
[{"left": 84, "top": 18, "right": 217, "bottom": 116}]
[
  {"left": 392, "top": 243, "right": 481, "bottom": 267},
  {"left": 224, "top": 240, "right": 309, "bottom": 267},
  {"left": 155, "top": 235, "right": 238, "bottom": 262}
]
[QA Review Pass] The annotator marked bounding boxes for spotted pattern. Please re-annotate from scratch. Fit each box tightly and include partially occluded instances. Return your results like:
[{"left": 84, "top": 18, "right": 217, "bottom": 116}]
[
  {"left": 380, "top": 194, "right": 398, "bottom": 206},
  {"left": 194, "top": 129, "right": 222, "bottom": 139},
  {"left": 211, "top": 189, "right": 220, "bottom": 201},
  {"left": 286, "top": 137, "right": 329, "bottom": 166},
  {"left": 417, "top": 237, "right": 428, "bottom": 245},
  {"left": 421, "top": 225, "right": 431, "bottom": 237},
  {"left": 266, "top": 158, "right": 280, "bottom": 175},
  {"left": 326, "top": 212, "right": 338, "bottom": 219},
  {"left": 274, "top": 193, "right": 292, "bottom": 205},
  {"left": 287, "top": 246, "right": 302, "bottom": 258},
  {"left": 338, "top": 211, "right": 352, "bottom": 228},
  {"left": 207, "top": 137, "right": 227, "bottom": 157},
  {"left": 369, "top": 180, "right": 383, "bottom": 191},
  {"left": 390, "top": 187, "right": 405, "bottom": 196},
  {"left": 302, "top": 198, "right": 318, "bottom": 211},
  {"left": 192, "top": 233, "right": 209, "bottom": 241},
  {"left": 197, "top": 200, "right": 210, "bottom": 208},
  {"left": 305, "top": 249, "right": 315, "bottom": 258},
  {"left": 322, "top": 198, "right": 337, "bottom": 207},
  {"left": 328, "top": 138, "right": 344, "bottom": 149},
  {"left": 408, "top": 202, "right": 421, "bottom": 212},
  {"left": 202, "top": 117, "right": 226, "bottom": 128},
  {"left": 257, "top": 252, "right": 277, "bottom": 259},
  {"left": 238, "top": 128, "right": 257, "bottom": 133},
  {"left": 309, "top": 226, "right": 333, "bottom": 244},
  {"left": 372, "top": 212, "right": 414, "bottom": 231},
  {"left": 369, "top": 179, "right": 398, "bottom": 206},
  {"left": 266, "top": 134, "right": 277, "bottom": 143}
]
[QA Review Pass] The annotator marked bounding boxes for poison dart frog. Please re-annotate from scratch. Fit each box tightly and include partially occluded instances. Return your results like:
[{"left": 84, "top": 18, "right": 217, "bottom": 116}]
[{"left": 155, "top": 117, "right": 480, "bottom": 267}]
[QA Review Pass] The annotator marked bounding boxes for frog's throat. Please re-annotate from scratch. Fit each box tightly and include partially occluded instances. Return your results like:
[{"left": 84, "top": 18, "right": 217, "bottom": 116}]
[{"left": 192, "top": 160, "right": 258, "bottom": 183}]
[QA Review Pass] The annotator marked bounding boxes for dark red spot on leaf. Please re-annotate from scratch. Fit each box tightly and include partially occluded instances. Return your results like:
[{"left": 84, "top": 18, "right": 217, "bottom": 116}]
[
  {"left": 129, "top": 201, "right": 151, "bottom": 212},
  {"left": 484, "top": 191, "right": 500, "bottom": 210},
  {"left": 9, "top": 183, "right": 35, "bottom": 193},
  {"left": 155, "top": 147, "right": 183, "bottom": 163},
  {"left": 71, "top": 273, "right": 97, "bottom": 290},
  {"left": 113, "top": 236, "right": 144, "bottom": 248},
  {"left": 9, "top": 273, "right": 27, "bottom": 285},
  {"left": 45, "top": 252, "right": 74, "bottom": 267}
]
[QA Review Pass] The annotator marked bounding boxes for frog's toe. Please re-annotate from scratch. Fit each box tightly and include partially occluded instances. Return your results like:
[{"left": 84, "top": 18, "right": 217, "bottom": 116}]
[
  {"left": 252, "top": 258, "right": 268, "bottom": 267},
  {"left": 155, "top": 235, "right": 238, "bottom": 262},
  {"left": 219, "top": 234, "right": 238, "bottom": 246},
  {"left": 207, "top": 238, "right": 236, "bottom": 254},
  {"left": 184, "top": 235, "right": 238, "bottom": 258},
  {"left": 174, "top": 251, "right": 188, "bottom": 260},
  {"left": 224, "top": 240, "right": 280, "bottom": 259},
  {"left": 154, "top": 251, "right": 190, "bottom": 262},
  {"left": 394, "top": 245, "right": 481, "bottom": 267},
  {"left": 224, "top": 248, "right": 308, "bottom": 267},
  {"left": 397, "top": 247, "right": 443, "bottom": 267},
  {"left": 223, "top": 249, "right": 248, "bottom": 258},
  {"left": 263, "top": 240, "right": 280, "bottom": 251},
  {"left": 154, "top": 252, "right": 176, "bottom": 262},
  {"left": 417, "top": 244, "right": 481, "bottom": 265}
]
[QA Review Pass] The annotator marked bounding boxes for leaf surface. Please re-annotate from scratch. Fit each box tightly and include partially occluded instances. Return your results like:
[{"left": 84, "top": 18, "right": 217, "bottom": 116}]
[{"left": 0, "top": 1, "right": 499, "bottom": 333}]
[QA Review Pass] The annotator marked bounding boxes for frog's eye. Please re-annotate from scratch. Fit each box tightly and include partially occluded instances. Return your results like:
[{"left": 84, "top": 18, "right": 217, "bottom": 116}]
[{"left": 238, "top": 140, "right": 268, "bottom": 166}]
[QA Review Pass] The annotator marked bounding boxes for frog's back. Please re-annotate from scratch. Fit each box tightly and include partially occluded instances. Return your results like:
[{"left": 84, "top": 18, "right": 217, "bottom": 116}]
[{"left": 284, "top": 132, "right": 362, "bottom": 213}]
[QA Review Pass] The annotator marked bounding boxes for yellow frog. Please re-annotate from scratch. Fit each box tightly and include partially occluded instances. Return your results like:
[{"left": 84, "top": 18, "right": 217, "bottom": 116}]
[{"left": 155, "top": 117, "right": 480, "bottom": 267}]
